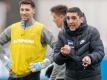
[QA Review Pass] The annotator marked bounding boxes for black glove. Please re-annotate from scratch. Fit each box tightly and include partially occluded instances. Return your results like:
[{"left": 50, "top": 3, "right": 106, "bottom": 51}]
[{"left": 45, "top": 64, "right": 54, "bottom": 78}]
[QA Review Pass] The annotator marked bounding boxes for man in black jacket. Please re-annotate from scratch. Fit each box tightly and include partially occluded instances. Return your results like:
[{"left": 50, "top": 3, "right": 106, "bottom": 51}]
[{"left": 53, "top": 7, "right": 105, "bottom": 80}]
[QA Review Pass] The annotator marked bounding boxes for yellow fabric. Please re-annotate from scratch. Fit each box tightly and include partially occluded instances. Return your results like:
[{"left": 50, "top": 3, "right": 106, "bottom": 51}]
[{"left": 10, "top": 21, "right": 47, "bottom": 75}]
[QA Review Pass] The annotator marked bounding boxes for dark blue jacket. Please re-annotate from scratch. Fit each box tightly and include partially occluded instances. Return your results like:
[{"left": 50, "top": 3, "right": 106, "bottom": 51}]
[{"left": 53, "top": 18, "right": 105, "bottom": 79}]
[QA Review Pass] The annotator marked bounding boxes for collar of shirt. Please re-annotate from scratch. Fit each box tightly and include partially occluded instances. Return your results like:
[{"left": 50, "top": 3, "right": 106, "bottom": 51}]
[{"left": 21, "top": 18, "right": 35, "bottom": 29}]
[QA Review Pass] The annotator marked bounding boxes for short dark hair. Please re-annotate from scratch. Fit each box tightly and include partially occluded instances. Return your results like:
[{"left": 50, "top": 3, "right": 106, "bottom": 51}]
[
  {"left": 19, "top": 0, "right": 35, "bottom": 8},
  {"left": 67, "top": 7, "right": 84, "bottom": 17},
  {"left": 50, "top": 5, "right": 68, "bottom": 16}
]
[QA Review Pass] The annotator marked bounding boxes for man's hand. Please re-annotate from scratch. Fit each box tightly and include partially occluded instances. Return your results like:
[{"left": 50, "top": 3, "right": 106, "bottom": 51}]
[
  {"left": 3, "top": 56, "right": 11, "bottom": 70},
  {"left": 82, "top": 56, "right": 91, "bottom": 68},
  {"left": 60, "top": 45, "right": 71, "bottom": 56},
  {"left": 29, "top": 58, "right": 50, "bottom": 72},
  {"left": 29, "top": 62, "right": 42, "bottom": 72}
]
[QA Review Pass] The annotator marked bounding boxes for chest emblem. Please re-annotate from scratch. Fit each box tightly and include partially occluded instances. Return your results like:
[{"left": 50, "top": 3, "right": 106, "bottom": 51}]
[
  {"left": 68, "top": 40, "right": 73, "bottom": 46},
  {"left": 80, "top": 40, "right": 85, "bottom": 45}
]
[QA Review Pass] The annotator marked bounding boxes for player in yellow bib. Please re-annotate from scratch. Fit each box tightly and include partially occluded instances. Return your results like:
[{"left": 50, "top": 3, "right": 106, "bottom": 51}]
[{"left": 0, "top": 0, "right": 55, "bottom": 80}]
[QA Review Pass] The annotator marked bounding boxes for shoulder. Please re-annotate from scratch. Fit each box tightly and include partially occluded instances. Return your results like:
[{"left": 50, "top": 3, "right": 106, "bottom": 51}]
[
  {"left": 59, "top": 28, "right": 65, "bottom": 35},
  {"left": 87, "top": 25, "right": 100, "bottom": 34},
  {"left": 10, "top": 22, "right": 21, "bottom": 29},
  {"left": 35, "top": 21, "right": 44, "bottom": 27},
  {"left": 87, "top": 26, "right": 101, "bottom": 40},
  {"left": 11, "top": 22, "right": 20, "bottom": 26},
  {"left": 88, "top": 25, "right": 98, "bottom": 32},
  {"left": 58, "top": 28, "right": 66, "bottom": 41}
]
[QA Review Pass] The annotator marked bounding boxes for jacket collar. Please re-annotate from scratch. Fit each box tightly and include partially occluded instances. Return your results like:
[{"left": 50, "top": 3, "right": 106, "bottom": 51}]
[{"left": 21, "top": 18, "right": 35, "bottom": 29}]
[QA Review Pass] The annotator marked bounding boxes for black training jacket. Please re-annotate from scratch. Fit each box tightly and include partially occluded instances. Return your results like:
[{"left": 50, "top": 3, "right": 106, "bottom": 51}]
[{"left": 53, "top": 18, "right": 105, "bottom": 79}]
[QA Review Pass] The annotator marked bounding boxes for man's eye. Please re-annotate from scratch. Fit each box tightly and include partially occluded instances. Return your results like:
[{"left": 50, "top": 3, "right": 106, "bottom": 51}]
[
  {"left": 71, "top": 16, "right": 77, "bottom": 20},
  {"left": 20, "top": 9, "right": 24, "bottom": 11},
  {"left": 25, "top": 9, "right": 30, "bottom": 11},
  {"left": 66, "top": 16, "right": 77, "bottom": 20},
  {"left": 66, "top": 17, "right": 70, "bottom": 20}
]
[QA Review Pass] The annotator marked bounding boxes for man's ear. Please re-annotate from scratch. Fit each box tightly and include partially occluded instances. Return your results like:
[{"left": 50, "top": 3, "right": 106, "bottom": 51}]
[
  {"left": 60, "top": 15, "right": 64, "bottom": 19},
  {"left": 80, "top": 17, "right": 84, "bottom": 23},
  {"left": 33, "top": 8, "right": 35, "bottom": 14}
]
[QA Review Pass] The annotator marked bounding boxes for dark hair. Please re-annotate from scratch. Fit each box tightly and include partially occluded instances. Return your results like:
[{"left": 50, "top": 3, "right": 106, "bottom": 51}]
[
  {"left": 19, "top": 0, "right": 35, "bottom": 8},
  {"left": 50, "top": 5, "right": 68, "bottom": 16},
  {"left": 67, "top": 7, "right": 84, "bottom": 17}
]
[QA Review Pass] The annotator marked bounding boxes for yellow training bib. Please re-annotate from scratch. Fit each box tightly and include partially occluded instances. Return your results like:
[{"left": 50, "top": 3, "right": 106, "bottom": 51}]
[{"left": 10, "top": 21, "right": 47, "bottom": 75}]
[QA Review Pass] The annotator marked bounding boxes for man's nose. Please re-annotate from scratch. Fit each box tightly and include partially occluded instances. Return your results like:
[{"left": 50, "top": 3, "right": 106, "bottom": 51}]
[{"left": 22, "top": 10, "right": 26, "bottom": 14}]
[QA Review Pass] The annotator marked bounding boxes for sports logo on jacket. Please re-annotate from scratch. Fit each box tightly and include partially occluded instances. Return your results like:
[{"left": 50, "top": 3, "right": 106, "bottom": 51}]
[
  {"left": 67, "top": 40, "right": 74, "bottom": 46},
  {"left": 80, "top": 40, "right": 85, "bottom": 45}
]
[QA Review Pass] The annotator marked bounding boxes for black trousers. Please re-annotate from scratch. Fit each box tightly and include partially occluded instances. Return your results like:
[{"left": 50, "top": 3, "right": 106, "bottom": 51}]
[
  {"left": 8, "top": 71, "right": 40, "bottom": 80},
  {"left": 65, "top": 75, "right": 101, "bottom": 80},
  {"left": 56, "top": 79, "right": 64, "bottom": 80}
]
